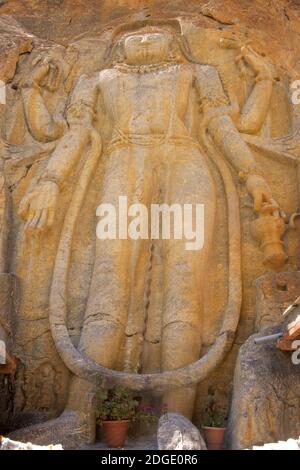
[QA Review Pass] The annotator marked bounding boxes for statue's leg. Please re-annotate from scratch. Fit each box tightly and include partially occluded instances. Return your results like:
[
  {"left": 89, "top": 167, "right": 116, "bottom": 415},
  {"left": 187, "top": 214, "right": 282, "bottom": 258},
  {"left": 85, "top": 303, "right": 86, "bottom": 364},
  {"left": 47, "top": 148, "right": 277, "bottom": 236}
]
[
  {"left": 161, "top": 144, "right": 216, "bottom": 419},
  {"left": 67, "top": 144, "right": 156, "bottom": 415}
]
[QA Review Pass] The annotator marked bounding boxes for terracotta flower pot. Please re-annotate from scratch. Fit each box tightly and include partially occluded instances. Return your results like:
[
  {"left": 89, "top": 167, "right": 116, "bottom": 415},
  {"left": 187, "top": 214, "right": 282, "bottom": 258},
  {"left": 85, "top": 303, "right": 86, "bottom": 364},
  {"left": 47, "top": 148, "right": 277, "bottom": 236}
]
[
  {"left": 202, "top": 426, "right": 226, "bottom": 450},
  {"left": 102, "top": 420, "right": 130, "bottom": 448}
]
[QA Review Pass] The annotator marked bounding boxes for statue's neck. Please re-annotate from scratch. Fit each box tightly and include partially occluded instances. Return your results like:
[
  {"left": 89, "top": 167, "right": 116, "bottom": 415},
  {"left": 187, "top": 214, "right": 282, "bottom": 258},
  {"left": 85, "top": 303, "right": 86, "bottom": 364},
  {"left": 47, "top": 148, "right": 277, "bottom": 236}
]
[{"left": 114, "top": 60, "right": 177, "bottom": 74}]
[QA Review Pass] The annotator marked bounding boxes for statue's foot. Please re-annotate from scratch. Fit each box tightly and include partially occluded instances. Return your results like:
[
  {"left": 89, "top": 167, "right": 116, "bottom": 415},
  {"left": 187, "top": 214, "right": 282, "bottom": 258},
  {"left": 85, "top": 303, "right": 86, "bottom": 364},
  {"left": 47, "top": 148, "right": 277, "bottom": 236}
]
[{"left": 8, "top": 409, "right": 94, "bottom": 449}]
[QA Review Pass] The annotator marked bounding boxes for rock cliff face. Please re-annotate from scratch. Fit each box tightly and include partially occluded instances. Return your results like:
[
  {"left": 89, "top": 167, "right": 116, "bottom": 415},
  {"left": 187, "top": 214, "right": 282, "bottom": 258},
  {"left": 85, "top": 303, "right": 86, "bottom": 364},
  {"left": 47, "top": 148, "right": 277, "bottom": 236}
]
[
  {"left": 0, "top": 1, "right": 299, "bottom": 449},
  {"left": 0, "top": 1, "right": 300, "bottom": 76}
]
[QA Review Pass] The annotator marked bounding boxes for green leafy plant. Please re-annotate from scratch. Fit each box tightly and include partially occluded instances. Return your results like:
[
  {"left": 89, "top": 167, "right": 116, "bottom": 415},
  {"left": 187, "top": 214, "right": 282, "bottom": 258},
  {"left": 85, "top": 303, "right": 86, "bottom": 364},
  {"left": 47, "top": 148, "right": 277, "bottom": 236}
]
[
  {"left": 96, "top": 387, "right": 163, "bottom": 424},
  {"left": 202, "top": 400, "right": 227, "bottom": 428},
  {"left": 96, "top": 386, "right": 139, "bottom": 422}
]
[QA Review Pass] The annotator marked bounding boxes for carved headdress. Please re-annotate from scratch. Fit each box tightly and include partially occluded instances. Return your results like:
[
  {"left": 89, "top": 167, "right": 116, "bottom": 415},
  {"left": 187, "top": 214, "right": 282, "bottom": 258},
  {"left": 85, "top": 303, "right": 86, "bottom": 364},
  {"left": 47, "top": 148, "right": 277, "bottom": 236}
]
[{"left": 103, "top": 19, "right": 197, "bottom": 66}]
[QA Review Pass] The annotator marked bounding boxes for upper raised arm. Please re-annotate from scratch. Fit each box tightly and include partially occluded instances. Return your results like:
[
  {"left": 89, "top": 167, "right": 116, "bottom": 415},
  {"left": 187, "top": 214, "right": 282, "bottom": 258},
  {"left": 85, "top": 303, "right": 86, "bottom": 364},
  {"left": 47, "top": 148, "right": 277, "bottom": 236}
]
[{"left": 195, "top": 64, "right": 259, "bottom": 177}]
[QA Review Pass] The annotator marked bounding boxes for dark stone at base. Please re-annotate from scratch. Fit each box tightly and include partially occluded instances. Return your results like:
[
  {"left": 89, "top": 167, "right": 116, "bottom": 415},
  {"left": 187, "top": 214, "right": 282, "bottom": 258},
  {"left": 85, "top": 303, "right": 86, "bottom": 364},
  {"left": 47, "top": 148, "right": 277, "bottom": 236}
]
[
  {"left": 158, "top": 413, "right": 206, "bottom": 450},
  {"left": 227, "top": 324, "right": 300, "bottom": 449}
]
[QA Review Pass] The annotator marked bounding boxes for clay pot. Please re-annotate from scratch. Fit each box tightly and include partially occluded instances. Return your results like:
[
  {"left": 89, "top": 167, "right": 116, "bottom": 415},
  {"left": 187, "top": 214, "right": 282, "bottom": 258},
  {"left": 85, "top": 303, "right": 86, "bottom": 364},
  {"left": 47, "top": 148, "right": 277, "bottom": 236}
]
[
  {"left": 102, "top": 420, "right": 130, "bottom": 448},
  {"left": 202, "top": 426, "right": 226, "bottom": 450}
]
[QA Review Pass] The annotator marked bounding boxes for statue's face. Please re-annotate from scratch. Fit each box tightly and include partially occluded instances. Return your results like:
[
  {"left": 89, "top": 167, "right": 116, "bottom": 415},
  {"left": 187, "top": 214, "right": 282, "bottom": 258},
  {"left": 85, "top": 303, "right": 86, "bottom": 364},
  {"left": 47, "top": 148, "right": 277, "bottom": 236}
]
[{"left": 124, "top": 32, "right": 171, "bottom": 65}]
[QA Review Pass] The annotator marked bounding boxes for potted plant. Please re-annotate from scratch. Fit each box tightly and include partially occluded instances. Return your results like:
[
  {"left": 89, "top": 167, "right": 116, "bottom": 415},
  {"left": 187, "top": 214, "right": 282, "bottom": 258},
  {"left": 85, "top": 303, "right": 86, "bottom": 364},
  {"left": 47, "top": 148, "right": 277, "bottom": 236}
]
[
  {"left": 201, "top": 401, "right": 227, "bottom": 450},
  {"left": 96, "top": 386, "right": 139, "bottom": 448}
]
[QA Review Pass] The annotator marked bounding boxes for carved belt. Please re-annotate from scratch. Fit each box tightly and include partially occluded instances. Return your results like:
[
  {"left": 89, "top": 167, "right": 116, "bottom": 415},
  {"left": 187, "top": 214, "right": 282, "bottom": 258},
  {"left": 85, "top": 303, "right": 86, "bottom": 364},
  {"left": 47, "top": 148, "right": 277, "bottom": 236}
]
[{"left": 106, "top": 128, "right": 200, "bottom": 154}]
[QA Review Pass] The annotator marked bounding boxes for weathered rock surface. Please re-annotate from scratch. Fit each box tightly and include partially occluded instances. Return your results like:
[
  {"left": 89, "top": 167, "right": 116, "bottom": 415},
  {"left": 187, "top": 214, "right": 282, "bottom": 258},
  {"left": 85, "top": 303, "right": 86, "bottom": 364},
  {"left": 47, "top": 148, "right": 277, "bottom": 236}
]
[
  {"left": 227, "top": 323, "right": 300, "bottom": 449},
  {"left": 0, "top": 1, "right": 300, "bottom": 78},
  {"left": 0, "top": 15, "right": 34, "bottom": 82},
  {"left": 158, "top": 413, "right": 207, "bottom": 450},
  {"left": 8, "top": 410, "right": 91, "bottom": 450},
  {"left": 227, "top": 273, "right": 300, "bottom": 449}
]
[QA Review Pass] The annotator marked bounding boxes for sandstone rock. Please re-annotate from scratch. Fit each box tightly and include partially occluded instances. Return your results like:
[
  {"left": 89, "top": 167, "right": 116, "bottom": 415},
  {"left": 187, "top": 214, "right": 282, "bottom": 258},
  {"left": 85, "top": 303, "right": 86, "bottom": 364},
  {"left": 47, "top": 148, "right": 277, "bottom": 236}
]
[
  {"left": 0, "top": 15, "right": 34, "bottom": 82},
  {"left": 8, "top": 410, "right": 92, "bottom": 450},
  {"left": 157, "top": 413, "right": 207, "bottom": 450},
  {"left": 226, "top": 323, "right": 300, "bottom": 450},
  {"left": 254, "top": 272, "right": 300, "bottom": 332}
]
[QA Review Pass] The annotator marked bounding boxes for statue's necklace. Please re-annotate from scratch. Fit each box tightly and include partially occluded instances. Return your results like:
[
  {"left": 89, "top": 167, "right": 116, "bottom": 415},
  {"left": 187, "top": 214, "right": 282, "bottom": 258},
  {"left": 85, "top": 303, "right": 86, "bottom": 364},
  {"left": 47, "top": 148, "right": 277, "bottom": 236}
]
[{"left": 114, "top": 61, "right": 177, "bottom": 74}]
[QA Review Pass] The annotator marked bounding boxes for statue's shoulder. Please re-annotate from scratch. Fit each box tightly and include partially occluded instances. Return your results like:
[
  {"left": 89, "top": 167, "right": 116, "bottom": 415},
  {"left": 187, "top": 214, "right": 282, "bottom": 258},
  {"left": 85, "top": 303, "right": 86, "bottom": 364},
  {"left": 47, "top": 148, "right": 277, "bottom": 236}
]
[{"left": 98, "top": 67, "right": 118, "bottom": 83}]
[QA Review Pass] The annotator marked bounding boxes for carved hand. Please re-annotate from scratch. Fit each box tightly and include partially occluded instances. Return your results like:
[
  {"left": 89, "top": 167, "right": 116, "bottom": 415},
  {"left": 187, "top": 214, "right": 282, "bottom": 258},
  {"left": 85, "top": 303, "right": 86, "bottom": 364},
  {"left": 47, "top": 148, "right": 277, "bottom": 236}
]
[
  {"left": 29, "top": 56, "right": 61, "bottom": 92},
  {"left": 236, "top": 46, "right": 272, "bottom": 79},
  {"left": 246, "top": 174, "right": 281, "bottom": 216},
  {"left": 18, "top": 181, "right": 59, "bottom": 232}
]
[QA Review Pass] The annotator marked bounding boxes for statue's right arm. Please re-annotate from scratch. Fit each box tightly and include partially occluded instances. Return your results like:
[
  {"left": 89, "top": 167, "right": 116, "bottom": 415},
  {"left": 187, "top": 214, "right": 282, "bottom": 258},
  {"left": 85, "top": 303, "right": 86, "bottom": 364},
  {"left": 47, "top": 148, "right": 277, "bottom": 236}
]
[
  {"left": 38, "top": 75, "right": 99, "bottom": 187},
  {"left": 195, "top": 64, "right": 280, "bottom": 217},
  {"left": 18, "top": 74, "right": 99, "bottom": 232},
  {"left": 21, "top": 61, "right": 66, "bottom": 142}
]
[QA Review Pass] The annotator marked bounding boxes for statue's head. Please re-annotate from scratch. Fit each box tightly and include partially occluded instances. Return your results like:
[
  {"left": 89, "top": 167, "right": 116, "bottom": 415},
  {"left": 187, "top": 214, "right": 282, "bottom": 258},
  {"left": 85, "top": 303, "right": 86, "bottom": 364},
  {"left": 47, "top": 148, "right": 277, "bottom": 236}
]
[
  {"left": 106, "top": 21, "right": 195, "bottom": 67},
  {"left": 123, "top": 30, "right": 172, "bottom": 65}
]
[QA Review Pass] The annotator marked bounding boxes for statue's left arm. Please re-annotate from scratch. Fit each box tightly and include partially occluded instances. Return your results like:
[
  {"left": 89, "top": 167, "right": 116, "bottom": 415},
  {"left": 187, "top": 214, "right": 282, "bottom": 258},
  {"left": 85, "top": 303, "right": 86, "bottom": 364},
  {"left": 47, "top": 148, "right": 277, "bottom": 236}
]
[
  {"left": 195, "top": 64, "right": 279, "bottom": 215},
  {"left": 235, "top": 46, "right": 273, "bottom": 134}
]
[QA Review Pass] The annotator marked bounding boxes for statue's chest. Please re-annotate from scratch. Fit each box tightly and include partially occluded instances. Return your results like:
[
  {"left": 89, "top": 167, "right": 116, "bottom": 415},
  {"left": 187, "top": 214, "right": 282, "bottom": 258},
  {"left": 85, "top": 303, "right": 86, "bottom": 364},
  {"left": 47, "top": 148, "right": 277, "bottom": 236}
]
[{"left": 103, "top": 70, "right": 189, "bottom": 108}]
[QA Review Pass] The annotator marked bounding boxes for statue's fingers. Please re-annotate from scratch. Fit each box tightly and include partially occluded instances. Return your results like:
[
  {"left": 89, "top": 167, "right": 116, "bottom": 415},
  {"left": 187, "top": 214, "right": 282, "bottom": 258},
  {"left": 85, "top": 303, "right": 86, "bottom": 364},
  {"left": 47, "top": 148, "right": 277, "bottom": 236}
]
[
  {"left": 242, "top": 53, "right": 258, "bottom": 69},
  {"left": 27, "top": 211, "right": 42, "bottom": 232},
  {"left": 261, "top": 197, "right": 280, "bottom": 217},
  {"left": 24, "top": 210, "right": 37, "bottom": 232},
  {"left": 18, "top": 197, "right": 31, "bottom": 220},
  {"left": 280, "top": 208, "right": 287, "bottom": 220},
  {"left": 269, "top": 197, "right": 279, "bottom": 209},
  {"left": 35, "top": 63, "right": 50, "bottom": 83},
  {"left": 47, "top": 208, "right": 55, "bottom": 228},
  {"left": 42, "top": 56, "right": 50, "bottom": 66},
  {"left": 265, "top": 197, "right": 279, "bottom": 215},
  {"left": 235, "top": 54, "right": 243, "bottom": 64},
  {"left": 41, "top": 63, "right": 50, "bottom": 76},
  {"left": 243, "top": 50, "right": 263, "bottom": 70},
  {"left": 32, "top": 55, "right": 42, "bottom": 66},
  {"left": 36, "top": 209, "right": 48, "bottom": 231},
  {"left": 270, "top": 197, "right": 286, "bottom": 219},
  {"left": 253, "top": 191, "right": 263, "bottom": 212}
]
